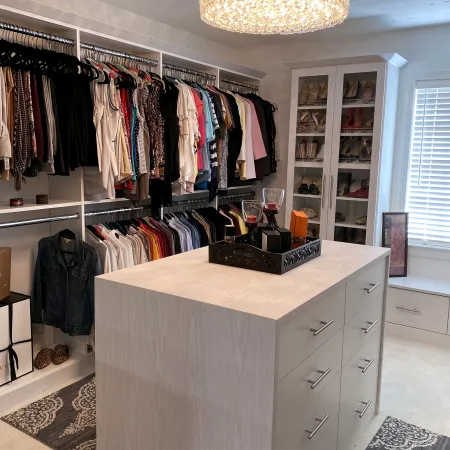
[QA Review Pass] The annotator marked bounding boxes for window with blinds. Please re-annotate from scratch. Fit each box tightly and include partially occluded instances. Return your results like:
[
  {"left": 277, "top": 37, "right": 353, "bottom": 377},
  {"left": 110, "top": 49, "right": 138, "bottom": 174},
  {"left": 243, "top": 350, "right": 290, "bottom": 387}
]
[{"left": 406, "top": 82, "right": 450, "bottom": 247}]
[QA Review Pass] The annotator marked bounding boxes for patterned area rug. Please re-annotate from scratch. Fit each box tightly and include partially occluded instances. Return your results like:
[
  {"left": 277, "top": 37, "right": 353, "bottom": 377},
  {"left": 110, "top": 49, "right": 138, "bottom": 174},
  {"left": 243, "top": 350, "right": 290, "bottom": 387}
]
[
  {"left": 1, "top": 374, "right": 96, "bottom": 450},
  {"left": 367, "top": 416, "right": 450, "bottom": 449}
]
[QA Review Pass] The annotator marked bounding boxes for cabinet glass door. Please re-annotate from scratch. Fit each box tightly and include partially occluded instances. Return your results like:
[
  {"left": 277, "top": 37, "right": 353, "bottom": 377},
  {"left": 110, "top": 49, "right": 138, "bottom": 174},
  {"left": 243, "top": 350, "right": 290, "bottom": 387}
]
[
  {"left": 291, "top": 72, "right": 335, "bottom": 240},
  {"left": 329, "top": 66, "right": 381, "bottom": 245}
]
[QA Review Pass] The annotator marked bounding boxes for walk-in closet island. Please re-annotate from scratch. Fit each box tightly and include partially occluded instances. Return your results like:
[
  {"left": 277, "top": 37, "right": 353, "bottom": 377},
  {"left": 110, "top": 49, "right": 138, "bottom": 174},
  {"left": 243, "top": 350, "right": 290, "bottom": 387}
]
[{"left": 95, "top": 240, "right": 389, "bottom": 450}]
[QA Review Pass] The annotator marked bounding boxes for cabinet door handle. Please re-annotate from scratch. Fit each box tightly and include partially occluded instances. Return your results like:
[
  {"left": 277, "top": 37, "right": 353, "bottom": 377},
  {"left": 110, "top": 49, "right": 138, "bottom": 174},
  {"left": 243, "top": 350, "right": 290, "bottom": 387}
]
[
  {"left": 308, "top": 368, "right": 332, "bottom": 389},
  {"left": 357, "top": 400, "right": 373, "bottom": 418},
  {"left": 322, "top": 175, "right": 327, "bottom": 208},
  {"left": 358, "top": 358, "right": 375, "bottom": 374},
  {"left": 306, "top": 415, "right": 329, "bottom": 440},
  {"left": 362, "top": 320, "right": 378, "bottom": 334},
  {"left": 396, "top": 306, "right": 420, "bottom": 314},
  {"left": 329, "top": 175, "right": 334, "bottom": 210},
  {"left": 310, "top": 319, "right": 334, "bottom": 337},
  {"left": 364, "top": 283, "right": 380, "bottom": 294}
]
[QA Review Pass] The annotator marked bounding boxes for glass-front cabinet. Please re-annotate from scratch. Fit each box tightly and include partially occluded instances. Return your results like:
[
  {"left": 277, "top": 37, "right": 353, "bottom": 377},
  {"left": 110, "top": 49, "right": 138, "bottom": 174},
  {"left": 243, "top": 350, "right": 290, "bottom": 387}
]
[{"left": 286, "top": 58, "right": 406, "bottom": 246}]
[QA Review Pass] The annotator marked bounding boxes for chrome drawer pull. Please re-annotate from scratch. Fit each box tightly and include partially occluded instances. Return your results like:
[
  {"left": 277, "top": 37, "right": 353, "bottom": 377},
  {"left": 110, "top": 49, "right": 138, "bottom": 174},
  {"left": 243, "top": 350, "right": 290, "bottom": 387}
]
[
  {"left": 358, "top": 358, "right": 375, "bottom": 374},
  {"left": 365, "top": 283, "right": 381, "bottom": 294},
  {"left": 362, "top": 320, "right": 378, "bottom": 334},
  {"left": 306, "top": 415, "right": 329, "bottom": 440},
  {"left": 310, "top": 319, "right": 335, "bottom": 337},
  {"left": 308, "top": 368, "right": 332, "bottom": 390},
  {"left": 396, "top": 306, "right": 420, "bottom": 314},
  {"left": 357, "top": 400, "right": 373, "bottom": 418}
]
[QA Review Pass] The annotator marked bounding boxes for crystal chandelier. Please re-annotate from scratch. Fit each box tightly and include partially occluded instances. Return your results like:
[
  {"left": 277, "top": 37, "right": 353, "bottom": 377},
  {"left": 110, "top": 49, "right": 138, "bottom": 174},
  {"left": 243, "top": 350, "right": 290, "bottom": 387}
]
[{"left": 199, "top": 0, "right": 350, "bottom": 35}]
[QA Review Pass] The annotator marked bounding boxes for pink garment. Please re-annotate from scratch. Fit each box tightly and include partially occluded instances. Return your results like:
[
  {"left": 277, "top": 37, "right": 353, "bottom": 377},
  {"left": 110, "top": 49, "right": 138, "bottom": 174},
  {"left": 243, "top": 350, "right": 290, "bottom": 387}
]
[
  {"left": 190, "top": 88, "right": 205, "bottom": 170},
  {"left": 247, "top": 99, "right": 267, "bottom": 160}
]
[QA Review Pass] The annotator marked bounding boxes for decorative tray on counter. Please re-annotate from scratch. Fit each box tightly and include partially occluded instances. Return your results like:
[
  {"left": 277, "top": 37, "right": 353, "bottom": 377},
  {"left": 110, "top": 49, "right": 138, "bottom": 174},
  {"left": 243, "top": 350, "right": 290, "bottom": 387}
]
[{"left": 209, "top": 237, "right": 322, "bottom": 275}]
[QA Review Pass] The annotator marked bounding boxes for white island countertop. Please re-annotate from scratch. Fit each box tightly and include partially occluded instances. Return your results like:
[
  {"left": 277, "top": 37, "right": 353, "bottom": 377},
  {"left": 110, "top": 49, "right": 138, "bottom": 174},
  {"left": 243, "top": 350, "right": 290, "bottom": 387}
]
[{"left": 97, "top": 240, "right": 389, "bottom": 321}]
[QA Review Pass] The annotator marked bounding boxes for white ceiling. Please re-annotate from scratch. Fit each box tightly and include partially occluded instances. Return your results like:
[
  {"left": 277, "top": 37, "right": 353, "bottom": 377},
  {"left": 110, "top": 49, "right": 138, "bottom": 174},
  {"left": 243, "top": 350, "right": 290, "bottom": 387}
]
[{"left": 99, "top": 0, "right": 450, "bottom": 47}]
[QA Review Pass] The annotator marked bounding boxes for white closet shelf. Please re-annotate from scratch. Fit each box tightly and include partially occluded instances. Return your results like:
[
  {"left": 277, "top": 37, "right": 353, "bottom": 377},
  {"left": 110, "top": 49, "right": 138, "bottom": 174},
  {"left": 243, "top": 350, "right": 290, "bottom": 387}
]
[
  {"left": 296, "top": 133, "right": 325, "bottom": 137},
  {"left": 341, "top": 132, "right": 373, "bottom": 137},
  {"left": 335, "top": 219, "right": 367, "bottom": 230},
  {"left": 342, "top": 102, "right": 375, "bottom": 109},
  {"left": 295, "top": 161, "right": 324, "bottom": 168},
  {"left": 0, "top": 199, "right": 82, "bottom": 214},
  {"left": 338, "top": 162, "right": 371, "bottom": 170},
  {"left": 84, "top": 198, "right": 132, "bottom": 205},
  {"left": 309, "top": 217, "right": 321, "bottom": 225},
  {"left": 293, "top": 193, "right": 322, "bottom": 199},
  {"left": 336, "top": 196, "right": 369, "bottom": 203},
  {"left": 297, "top": 105, "right": 327, "bottom": 110}
]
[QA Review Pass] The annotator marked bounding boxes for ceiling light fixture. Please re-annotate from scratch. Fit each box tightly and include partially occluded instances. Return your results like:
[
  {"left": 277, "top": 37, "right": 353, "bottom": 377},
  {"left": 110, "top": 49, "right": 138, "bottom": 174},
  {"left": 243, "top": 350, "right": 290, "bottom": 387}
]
[{"left": 199, "top": 0, "right": 350, "bottom": 35}]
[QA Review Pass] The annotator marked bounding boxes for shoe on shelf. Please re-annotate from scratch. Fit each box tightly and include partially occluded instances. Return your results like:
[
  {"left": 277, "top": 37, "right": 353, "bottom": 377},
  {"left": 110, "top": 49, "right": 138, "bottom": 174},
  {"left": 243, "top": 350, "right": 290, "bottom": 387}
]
[
  {"left": 306, "top": 140, "right": 318, "bottom": 160},
  {"left": 316, "top": 144, "right": 325, "bottom": 161},
  {"left": 298, "top": 183, "right": 309, "bottom": 194},
  {"left": 309, "top": 182, "right": 320, "bottom": 195},
  {"left": 345, "top": 80, "right": 360, "bottom": 101},
  {"left": 298, "top": 84, "right": 310, "bottom": 106},
  {"left": 301, "top": 208, "right": 319, "bottom": 219},
  {"left": 52, "top": 344, "right": 70, "bottom": 365},
  {"left": 352, "top": 108, "right": 364, "bottom": 129},
  {"left": 308, "top": 82, "right": 320, "bottom": 105},
  {"left": 347, "top": 188, "right": 369, "bottom": 199},
  {"left": 297, "top": 111, "right": 310, "bottom": 133},
  {"left": 355, "top": 216, "right": 367, "bottom": 226},
  {"left": 318, "top": 82, "right": 328, "bottom": 103},
  {"left": 341, "top": 109, "right": 354, "bottom": 130},
  {"left": 335, "top": 212, "right": 346, "bottom": 223},
  {"left": 296, "top": 140, "right": 307, "bottom": 160},
  {"left": 307, "top": 228, "right": 319, "bottom": 239},
  {"left": 362, "top": 79, "right": 375, "bottom": 103},
  {"left": 34, "top": 348, "right": 53, "bottom": 370},
  {"left": 360, "top": 138, "right": 372, "bottom": 161}
]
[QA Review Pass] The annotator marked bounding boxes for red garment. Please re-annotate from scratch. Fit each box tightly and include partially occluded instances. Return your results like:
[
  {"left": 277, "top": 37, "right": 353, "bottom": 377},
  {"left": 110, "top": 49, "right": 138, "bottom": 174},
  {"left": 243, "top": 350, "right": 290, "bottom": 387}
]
[{"left": 190, "top": 87, "right": 205, "bottom": 170}]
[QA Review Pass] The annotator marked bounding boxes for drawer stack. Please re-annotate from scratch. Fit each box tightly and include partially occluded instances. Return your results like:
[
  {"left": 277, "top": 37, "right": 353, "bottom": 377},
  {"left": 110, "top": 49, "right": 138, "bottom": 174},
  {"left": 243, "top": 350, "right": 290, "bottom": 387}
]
[{"left": 274, "top": 260, "right": 386, "bottom": 450}]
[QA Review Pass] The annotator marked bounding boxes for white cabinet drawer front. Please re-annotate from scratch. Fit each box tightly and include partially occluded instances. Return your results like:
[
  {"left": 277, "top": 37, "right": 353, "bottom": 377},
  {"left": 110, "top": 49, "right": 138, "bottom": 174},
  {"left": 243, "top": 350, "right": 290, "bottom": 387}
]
[
  {"left": 387, "top": 288, "right": 449, "bottom": 334},
  {"left": 342, "top": 294, "right": 382, "bottom": 366},
  {"left": 275, "top": 373, "right": 341, "bottom": 450},
  {"left": 346, "top": 260, "right": 385, "bottom": 323},
  {"left": 277, "top": 284, "right": 346, "bottom": 381},
  {"left": 277, "top": 329, "right": 343, "bottom": 413},
  {"left": 338, "top": 329, "right": 381, "bottom": 450}
]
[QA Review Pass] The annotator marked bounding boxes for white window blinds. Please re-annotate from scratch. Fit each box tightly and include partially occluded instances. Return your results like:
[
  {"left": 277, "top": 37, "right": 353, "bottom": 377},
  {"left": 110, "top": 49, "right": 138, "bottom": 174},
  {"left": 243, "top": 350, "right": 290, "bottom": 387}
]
[{"left": 406, "top": 83, "right": 450, "bottom": 247}]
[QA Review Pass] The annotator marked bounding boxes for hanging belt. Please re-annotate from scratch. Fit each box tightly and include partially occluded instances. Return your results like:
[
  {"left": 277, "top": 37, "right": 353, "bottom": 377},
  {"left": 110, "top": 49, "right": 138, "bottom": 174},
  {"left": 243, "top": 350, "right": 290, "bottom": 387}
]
[{"left": 0, "top": 301, "right": 32, "bottom": 383}]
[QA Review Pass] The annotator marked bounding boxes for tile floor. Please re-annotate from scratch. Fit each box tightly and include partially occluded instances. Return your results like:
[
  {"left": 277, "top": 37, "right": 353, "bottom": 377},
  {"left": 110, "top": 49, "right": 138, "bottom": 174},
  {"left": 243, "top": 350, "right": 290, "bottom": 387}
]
[{"left": 1, "top": 332, "right": 450, "bottom": 450}]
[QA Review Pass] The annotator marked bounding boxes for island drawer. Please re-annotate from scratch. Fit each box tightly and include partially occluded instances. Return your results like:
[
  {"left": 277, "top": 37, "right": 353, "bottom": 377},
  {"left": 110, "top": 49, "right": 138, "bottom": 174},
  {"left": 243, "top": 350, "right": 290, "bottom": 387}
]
[{"left": 277, "top": 283, "right": 345, "bottom": 381}]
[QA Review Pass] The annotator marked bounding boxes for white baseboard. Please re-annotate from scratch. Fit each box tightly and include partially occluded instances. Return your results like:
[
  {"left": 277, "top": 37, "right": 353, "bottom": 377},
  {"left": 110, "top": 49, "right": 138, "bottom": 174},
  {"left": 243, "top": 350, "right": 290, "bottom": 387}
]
[
  {"left": 386, "top": 322, "right": 450, "bottom": 348},
  {"left": 0, "top": 352, "right": 95, "bottom": 416}
]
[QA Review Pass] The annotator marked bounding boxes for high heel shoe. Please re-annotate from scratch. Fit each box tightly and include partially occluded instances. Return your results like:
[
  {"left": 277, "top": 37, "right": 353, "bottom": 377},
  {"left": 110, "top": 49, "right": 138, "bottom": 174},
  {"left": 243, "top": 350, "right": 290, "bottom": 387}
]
[
  {"left": 318, "top": 82, "right": 328, "bottom": 103},
  {"left": 362, "top": 80, "right": 375, "bottom": 102},
  {"left": 345, "top": 80, "right": 360, "bottom": 102},
  {"left": 298, "top": 84, "right": 309, "bottom": 106},
  {"left": 341, "top": 109, "right": 354, "bottom": 131},
  {"left": 365, "top": 116, "right": 374, "bottom": 130},
  {"left": 360, "top": 138, "right": 372, "bottom": 162},
  {"left": 296, "top": 140, "right": 307, "bottom": 160},
  {"left": 306, "top": 140, "right": 318, "bottom": 160},
  {"left": 308, "top": 82, "right": 319, "bottom": 105},
  {"left": 352, "top": 108, "right": 364, "bottom": 129},
  {"left": 297, "top": 111, "right": 310, "bottom": 133}
]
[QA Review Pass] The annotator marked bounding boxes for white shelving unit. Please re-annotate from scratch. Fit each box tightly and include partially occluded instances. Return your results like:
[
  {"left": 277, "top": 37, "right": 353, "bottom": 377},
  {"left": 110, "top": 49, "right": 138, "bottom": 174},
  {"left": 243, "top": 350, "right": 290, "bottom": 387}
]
[
  {"left": 0, "top": 5, "right": 262, "bottom": 412},
  {"left": 286, "top": 56, "right": 407, "bottom": 246}
]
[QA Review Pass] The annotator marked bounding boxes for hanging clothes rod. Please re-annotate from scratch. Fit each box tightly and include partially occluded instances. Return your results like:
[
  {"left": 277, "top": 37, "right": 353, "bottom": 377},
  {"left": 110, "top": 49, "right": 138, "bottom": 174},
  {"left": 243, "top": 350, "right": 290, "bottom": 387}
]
[
  {"left": 80, "top": 42, "right": 159, "bottom": 66},
  {"left": 218, "top": 191, "right": 255, "bottom": 206},
  {"left": 84, "top": 206, "right": 149, "bottom": 218},
  {"left": 220, "top": 77, "right": 259, "bottom": 92},
  {"left": 163, "top": 63, "right": 216, "bottom": 81},
  {"left": 0, "top": 213, "right": 80, "bottom": 230},
  {"left": 0, "top": 21, "right": 75, "bottom": 45}
]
